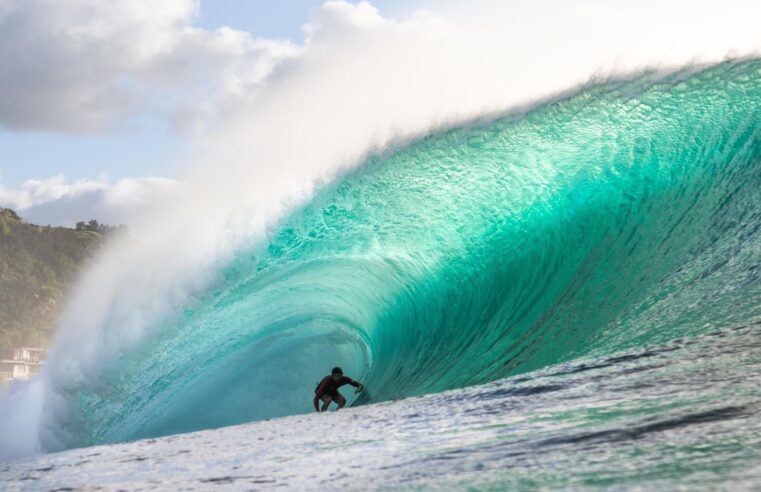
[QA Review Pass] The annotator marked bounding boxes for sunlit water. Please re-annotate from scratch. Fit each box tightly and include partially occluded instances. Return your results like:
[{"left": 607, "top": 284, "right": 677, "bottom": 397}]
[{"left": 3, "top": 322, "right": 761, "bottom": 490}]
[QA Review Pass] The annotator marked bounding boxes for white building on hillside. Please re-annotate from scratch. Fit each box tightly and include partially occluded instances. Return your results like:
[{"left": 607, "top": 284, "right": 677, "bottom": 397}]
[{"left": 0, "top": 347, "right": 46, "bottom": 384}]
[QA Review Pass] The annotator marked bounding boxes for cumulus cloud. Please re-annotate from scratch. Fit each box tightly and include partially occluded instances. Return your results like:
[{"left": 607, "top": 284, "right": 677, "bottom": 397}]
[
  {"left": 0, "top": 174, "right": 178, "bottom": 226},
  {"left": 0, "top": 0, "right": 298, "bottom": 135}
]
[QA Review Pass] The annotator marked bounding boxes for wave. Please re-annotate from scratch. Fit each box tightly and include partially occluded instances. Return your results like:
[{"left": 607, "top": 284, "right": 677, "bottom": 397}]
[{"left": 24, "top": 59, "right": 760, "bottom": 449}]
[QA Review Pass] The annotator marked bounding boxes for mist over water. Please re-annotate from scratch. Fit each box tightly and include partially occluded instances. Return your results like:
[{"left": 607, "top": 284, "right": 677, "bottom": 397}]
[{"left": 2, "top": 0, "right": 761, "bottom": 462}]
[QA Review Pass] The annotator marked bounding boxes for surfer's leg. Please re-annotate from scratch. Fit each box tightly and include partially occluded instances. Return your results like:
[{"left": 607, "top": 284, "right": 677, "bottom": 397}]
[
  {"left": 320, "top": 395, "right": 333, "bottom": 412},
  {"left": 335, "top": 393, "right": 346, "bottom": 409}
]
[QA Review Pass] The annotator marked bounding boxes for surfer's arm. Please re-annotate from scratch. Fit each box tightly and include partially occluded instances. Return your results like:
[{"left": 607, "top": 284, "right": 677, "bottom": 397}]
[{"left": 345, "top": 377, "right": 363, "bottom": 391}]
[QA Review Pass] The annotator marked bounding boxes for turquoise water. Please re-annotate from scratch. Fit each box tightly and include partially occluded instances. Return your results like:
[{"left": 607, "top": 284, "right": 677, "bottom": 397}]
[
  {"left": 45, "top": 59, "right": 761, "bottom": 458},
  {"left": 4, "top": 322, "right": 761, "bottom": 489}
]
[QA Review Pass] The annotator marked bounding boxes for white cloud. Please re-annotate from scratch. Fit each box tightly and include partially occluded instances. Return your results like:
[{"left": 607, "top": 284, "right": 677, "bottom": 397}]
[
  {"left": 0, "top": 174, "right": 178, "bottom": 226},
  {"left": 2, "top": 0, "right": 759, "bottom": 139},
  {"left": 0, "top": 0, "right": 298, "bottom": 135}
]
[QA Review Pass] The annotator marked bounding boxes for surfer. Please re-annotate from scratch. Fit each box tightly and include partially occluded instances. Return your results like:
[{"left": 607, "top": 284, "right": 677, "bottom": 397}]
[{"left": 314, "top": 367, "right": 364, "bottom": 412}]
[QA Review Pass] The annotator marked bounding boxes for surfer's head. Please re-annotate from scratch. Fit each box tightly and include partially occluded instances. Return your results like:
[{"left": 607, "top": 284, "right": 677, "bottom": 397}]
[{"left": 331, "top": 367, "right": 343, "bottom": 381}]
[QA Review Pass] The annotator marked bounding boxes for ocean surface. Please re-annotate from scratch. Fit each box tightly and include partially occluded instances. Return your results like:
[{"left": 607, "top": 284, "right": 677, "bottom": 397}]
[
  {"left": 2, "top": 59, "right": 761, "bottom": 488},
  {"left": 2, "top": 322, "right": 761, "bottom": 490}
]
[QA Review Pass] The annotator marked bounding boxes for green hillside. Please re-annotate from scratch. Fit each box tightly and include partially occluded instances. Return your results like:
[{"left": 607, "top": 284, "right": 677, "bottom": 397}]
[{"left": 0, "top": 208, "right": 107, "bottom": 347}]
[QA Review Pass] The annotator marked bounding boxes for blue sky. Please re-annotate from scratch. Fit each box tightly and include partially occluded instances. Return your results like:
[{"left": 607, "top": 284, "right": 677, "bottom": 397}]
[
  {"left": 197, "top": 0, "right": 334, "bottom": 40},
  {"left": 0, "top": 1, "right": 415, "bottom": 189},
  {"left": 196, "top": 0, "right": 415, "bottom": 39},
  {"left": 0, "top": 116, "right": 186, "bottom": 188}
]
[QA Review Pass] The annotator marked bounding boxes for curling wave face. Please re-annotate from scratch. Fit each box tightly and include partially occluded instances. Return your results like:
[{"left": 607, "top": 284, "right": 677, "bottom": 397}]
[{"left": 49, "top": 59, "right": 761, "bottom": 448}]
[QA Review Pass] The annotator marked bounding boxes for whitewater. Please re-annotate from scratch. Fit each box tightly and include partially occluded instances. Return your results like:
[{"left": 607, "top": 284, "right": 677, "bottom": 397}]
[{"left": 2, "top": 1, "right": 761, "bottom": 489}]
